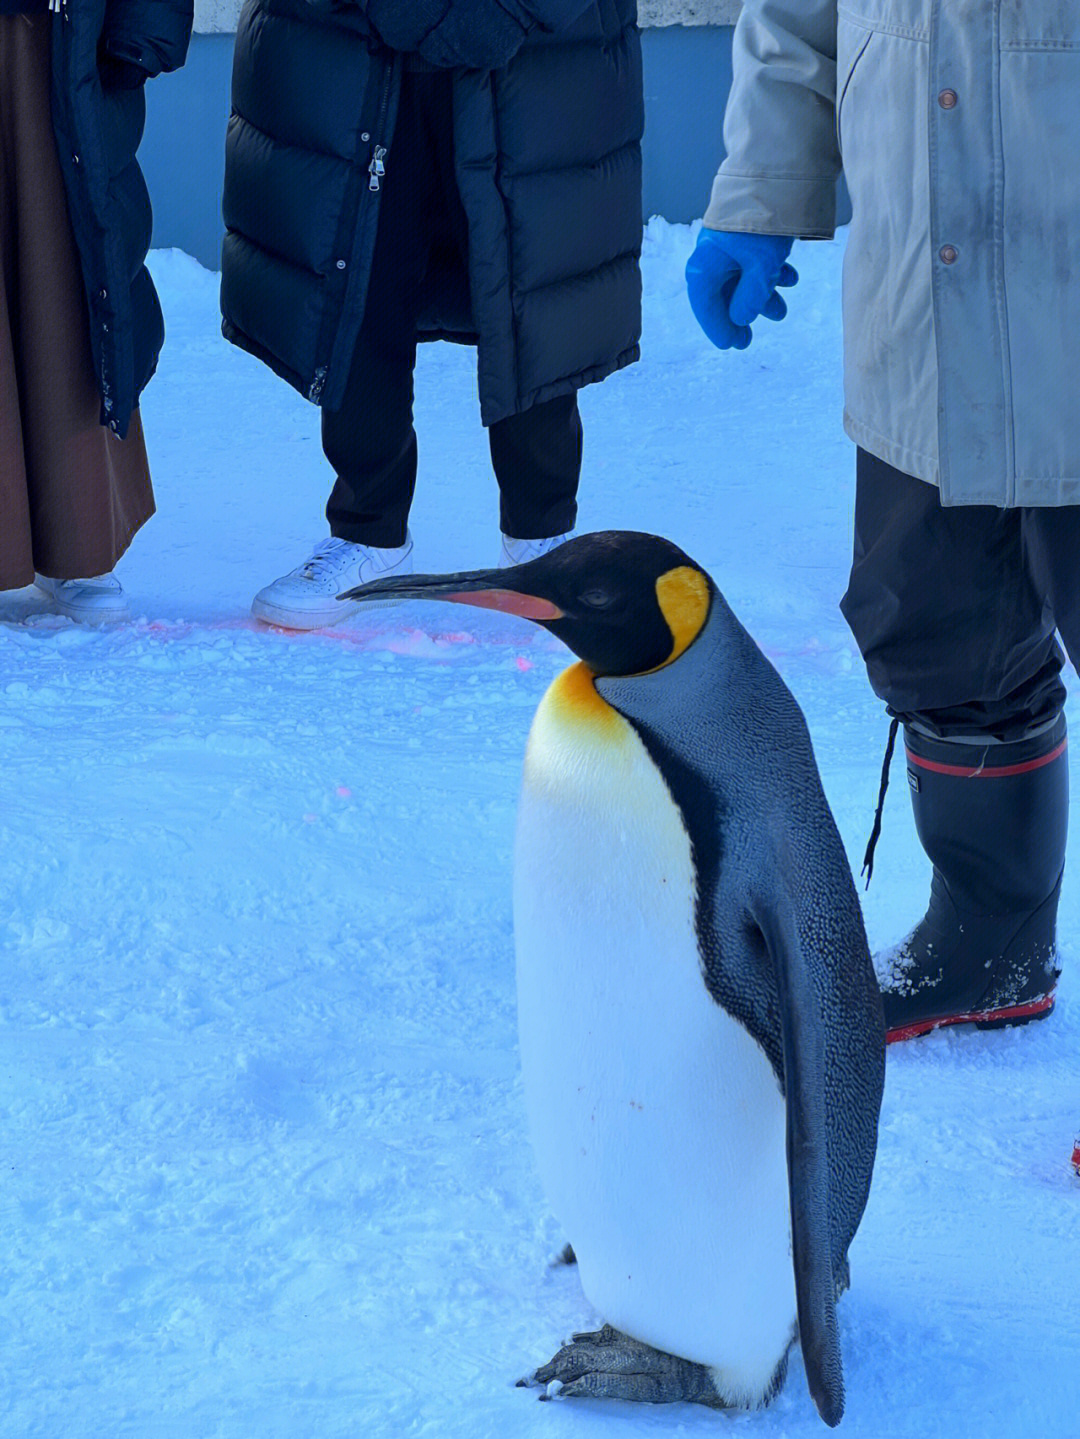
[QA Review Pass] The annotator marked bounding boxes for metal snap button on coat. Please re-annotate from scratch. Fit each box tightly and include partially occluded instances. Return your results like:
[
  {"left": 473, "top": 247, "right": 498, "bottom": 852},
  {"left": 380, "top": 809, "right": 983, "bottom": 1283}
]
[
  {"left": 938, "top": 89, "right": 958, "bottom": 109},
  {"left": 939, "top": 245, "right": 958, "bottom": 264}
]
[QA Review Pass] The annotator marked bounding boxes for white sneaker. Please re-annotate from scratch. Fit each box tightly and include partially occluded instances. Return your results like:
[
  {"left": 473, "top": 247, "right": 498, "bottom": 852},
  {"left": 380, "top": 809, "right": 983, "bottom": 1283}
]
[
  {"left": 498, "top": 531, "right": 575, "bottom": 568},
  {"left": 251, "top": 534, "right": 414, "bottom": 630},
  {"left": 34, "top": 572, "right": 130, "bottom": 623}
]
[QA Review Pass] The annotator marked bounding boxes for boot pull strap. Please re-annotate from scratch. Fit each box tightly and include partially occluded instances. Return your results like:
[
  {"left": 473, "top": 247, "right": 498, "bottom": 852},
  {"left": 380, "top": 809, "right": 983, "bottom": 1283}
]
[{"left": 861, "top": 716, "right": 900, "bottom": 889}]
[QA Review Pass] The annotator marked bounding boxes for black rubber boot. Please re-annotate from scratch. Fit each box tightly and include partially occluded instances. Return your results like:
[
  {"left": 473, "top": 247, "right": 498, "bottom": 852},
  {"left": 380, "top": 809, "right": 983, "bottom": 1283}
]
[{"left": 880, "top": 713, "right": 1068, "bottom": 1042}]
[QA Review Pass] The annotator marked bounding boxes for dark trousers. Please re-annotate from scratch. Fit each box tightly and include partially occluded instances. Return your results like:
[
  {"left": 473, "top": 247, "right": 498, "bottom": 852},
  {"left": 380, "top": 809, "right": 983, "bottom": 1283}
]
[
  {"left": 323, "top": 69, "right": 581, "bottom": 549},
  {"left": 840, "top": 449, "right": 1080, "bottom": 741}
]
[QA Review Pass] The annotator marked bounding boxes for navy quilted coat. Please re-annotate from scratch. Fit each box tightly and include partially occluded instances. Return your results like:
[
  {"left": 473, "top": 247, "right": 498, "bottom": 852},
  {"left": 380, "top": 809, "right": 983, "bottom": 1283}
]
[
  {"left": 221, "top": 0, "right": 642, "bottom": 423},
  {"left": 50, "top": 0, "right": 193, "bottom": 437}
]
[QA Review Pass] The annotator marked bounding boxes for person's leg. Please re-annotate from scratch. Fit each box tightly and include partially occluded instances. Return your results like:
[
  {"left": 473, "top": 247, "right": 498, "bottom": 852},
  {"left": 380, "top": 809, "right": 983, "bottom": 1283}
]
[
  {"left": 489, "top": 393, "right": 582, "bottom": 542},
  {"left": 420, "top": 74, "right": 582, "bottom": 549},
  {"left": 1023, "top": 506, "right": 1080, "bottom": 675},
  {"left": 841, "top": 449, "right": 1069, "bottom": 1040},
  {"left": 841, "top": 449, "right": 1066, "bottom": 736},
  {"left": 253, "top": 73, "right": 454, "bottom": 628},
  {"left": 322, "top": 71, "right": 445, "bottom": 548}
]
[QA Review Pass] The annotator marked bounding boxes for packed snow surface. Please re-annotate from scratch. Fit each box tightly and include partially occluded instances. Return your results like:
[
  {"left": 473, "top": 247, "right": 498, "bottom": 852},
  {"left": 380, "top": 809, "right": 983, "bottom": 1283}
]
[{"left": 2, "top": 223, "right": 1077, "bottom": 1438}]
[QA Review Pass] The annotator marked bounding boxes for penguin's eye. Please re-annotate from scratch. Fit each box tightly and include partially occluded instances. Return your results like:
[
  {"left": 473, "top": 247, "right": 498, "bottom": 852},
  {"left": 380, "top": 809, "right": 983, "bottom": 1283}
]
[{"left": 579, "top": 587, "right": 615, "bottom": 609}]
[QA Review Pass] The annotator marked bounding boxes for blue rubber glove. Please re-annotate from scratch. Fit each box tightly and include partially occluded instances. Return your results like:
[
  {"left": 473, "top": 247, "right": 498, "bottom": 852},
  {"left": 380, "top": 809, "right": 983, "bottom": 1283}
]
[{"left": 685, "top": 230, "right": 798, "bottom": 351}]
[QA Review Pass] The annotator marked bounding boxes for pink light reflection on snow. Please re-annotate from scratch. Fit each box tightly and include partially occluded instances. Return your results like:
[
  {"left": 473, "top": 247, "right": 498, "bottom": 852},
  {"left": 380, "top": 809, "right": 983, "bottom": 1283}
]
[{"left": 134, "top": 616, "right": 565, "bottom": 659}]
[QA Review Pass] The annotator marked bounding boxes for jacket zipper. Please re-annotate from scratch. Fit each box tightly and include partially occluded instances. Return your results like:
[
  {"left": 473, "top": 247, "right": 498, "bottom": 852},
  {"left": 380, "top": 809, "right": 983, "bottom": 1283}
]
[
  {"left": 309, "top": 57, "right": 395, "bottom": 405},
  {"left": 366, "top": 57, "right": 393, "bottom": 193}
]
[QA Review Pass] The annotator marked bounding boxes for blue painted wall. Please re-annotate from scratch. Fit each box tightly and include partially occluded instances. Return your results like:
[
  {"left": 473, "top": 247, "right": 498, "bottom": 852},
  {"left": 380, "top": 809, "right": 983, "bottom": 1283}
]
[
  {"left": 143, "top": 34, "right": 233, "bottom": 269},
  {"left": 141, "top": 25, "right": 846, "bottom": 270},
  {"left": 641, "top": 24, "right": 734, "bottom": 225}
]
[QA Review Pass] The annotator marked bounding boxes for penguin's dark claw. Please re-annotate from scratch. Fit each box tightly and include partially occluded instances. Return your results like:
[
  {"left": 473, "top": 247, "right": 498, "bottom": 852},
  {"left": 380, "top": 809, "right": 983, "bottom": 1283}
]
[
  {"left": 525, "top": 1326, "right": 728, "bottom": 1407},
  {"left": 834, "top": 1254, "right": 851, "bottom": 1300}
]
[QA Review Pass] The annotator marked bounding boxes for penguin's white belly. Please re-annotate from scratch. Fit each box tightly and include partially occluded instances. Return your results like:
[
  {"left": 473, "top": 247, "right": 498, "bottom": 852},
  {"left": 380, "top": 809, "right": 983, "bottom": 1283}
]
[{"left": 514, "top": 673, "right": 796, "bottom": 1401}]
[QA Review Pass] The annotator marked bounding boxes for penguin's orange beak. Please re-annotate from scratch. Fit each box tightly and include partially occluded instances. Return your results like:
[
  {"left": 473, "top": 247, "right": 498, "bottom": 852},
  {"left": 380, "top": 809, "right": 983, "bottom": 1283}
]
[
  {"left": 435, "top": 588, "right": 562, "bottom": 621},
  {"left": 339, "top": 567, "right": 564, "bottom": 621}
]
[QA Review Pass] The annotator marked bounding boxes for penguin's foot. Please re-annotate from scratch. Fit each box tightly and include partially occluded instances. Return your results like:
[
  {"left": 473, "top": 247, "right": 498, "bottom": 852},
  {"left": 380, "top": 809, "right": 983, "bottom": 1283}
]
[{"left": 519, "top": 1325, "right": 727, "bottom": 1407}]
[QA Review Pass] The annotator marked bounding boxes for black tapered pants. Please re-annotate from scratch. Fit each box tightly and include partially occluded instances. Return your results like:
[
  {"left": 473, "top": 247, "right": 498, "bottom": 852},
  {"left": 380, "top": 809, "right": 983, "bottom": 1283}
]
[
  {"left": 840, "top": 449, "right": 1080, "bottom": 741},
  {"left": 323, "top": 68, "right": 582, "bottom": 550}
]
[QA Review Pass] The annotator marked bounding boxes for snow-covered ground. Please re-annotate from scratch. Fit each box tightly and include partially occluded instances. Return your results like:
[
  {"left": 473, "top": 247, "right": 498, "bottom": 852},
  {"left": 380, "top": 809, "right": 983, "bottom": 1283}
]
[{"left": 2, "top": 223, "right": 1077, "bottom": 1439}]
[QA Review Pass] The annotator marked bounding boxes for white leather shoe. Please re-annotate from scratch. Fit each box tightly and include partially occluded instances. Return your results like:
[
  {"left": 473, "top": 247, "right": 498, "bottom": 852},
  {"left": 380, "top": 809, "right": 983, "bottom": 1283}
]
[
  {"left": 498, "top": 531, "right": 575, "bottom": 568},
  {"left": 251, "top": 534, "right": 414, "bottom": 630},
  {"left": 34, "top": 572, "right": 130, "bottom": 623}
]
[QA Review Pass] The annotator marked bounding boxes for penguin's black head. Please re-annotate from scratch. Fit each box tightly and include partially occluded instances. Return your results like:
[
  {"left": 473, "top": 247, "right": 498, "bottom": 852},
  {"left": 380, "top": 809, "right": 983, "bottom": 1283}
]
[{"left": 340, "top": 531, "right": 714, "bottom": 677}]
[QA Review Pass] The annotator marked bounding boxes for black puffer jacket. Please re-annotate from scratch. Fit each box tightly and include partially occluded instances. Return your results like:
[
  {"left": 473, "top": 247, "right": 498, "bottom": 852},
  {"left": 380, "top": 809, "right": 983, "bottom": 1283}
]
[
  {"left": 221, "top": 0, "right": 642, "bottom": 423},
  {"left": 50, "top": 0, "right": 193, "bottom": 438}
]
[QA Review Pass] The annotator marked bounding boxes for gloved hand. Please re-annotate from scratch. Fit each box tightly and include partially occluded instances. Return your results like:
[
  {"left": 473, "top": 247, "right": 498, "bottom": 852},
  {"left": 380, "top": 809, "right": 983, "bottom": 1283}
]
[
  {"left": 360, "top": 0, "right": 441, "bottom": 53},
  {"left": 363, "top": 0, "right": 528, "bottom": 70},
  {"left": 685, "top": 229, "right": 797, "bottom": 351},
  {"left": 416, "top": 2, "right": 529, "bottom": 70},
  {"left": 98, "top": 54, "right": 149, "bottom": 89}
]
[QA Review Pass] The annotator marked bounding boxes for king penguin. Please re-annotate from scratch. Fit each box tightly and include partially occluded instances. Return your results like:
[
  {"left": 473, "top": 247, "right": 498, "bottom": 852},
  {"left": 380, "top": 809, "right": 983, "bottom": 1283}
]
[{"left": 342, "top": 531, "right": 885, "bottom": 1427}]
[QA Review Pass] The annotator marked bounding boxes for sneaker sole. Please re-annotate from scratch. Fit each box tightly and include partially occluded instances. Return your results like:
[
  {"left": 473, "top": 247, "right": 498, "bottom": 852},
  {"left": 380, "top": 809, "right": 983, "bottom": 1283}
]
[
  {"left": 251, "top": 594, "right": 402, "bottom": 631},
  {"left": 52, "top": 608, "right": 130, "bottom": 624},
  {"left": 38, "top": 601, "right": 130, "bottom": 623},
  {"left": 885, "top": 992, "right": 1056, "bottom": 1045},
  {"left": 34, "top": 581, "right": 129, "bottom": 624}
]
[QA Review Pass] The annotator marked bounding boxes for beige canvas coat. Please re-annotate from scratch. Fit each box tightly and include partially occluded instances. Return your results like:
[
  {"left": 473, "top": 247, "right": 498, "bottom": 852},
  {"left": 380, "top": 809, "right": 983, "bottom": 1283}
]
[{"left": 704, "top": 0, "right": 1080, "bottom": 507}]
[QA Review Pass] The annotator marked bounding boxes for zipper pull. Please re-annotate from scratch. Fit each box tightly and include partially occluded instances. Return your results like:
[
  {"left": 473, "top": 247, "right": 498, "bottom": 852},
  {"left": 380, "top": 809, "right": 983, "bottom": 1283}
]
[{"left": 368, "top": 145, "right": 387, "bottom": 192}]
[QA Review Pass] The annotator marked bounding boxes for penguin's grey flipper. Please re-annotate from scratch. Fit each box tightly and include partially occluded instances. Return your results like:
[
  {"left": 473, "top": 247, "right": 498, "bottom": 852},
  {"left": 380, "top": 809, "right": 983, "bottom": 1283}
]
[
  {"left": 520, "top": 1326, "right": 728, "bottom": 1407},
  {"left": 753, "top": 895, "right": 844, "bottom": 1429}
]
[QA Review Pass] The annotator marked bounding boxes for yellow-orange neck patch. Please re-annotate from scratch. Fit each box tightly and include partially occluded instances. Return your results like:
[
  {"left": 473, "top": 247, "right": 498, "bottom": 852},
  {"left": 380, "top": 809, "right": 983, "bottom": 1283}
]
[
  {"left": 545, "top": 660, "right": 622, "bottom": 731},
  {"left": 653, "top": 566, "right": 710, "bottom": 669}
]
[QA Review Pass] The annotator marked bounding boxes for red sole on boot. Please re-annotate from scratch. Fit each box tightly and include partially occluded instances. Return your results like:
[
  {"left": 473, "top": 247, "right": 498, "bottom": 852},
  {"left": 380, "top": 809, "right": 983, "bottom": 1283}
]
[{"left": 886, "top": 992, "right": 1056, "bottom": 1045}]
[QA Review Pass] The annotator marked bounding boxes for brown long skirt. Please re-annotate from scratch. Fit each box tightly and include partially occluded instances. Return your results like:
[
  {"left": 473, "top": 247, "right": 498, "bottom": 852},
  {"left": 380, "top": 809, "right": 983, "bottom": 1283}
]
[{"left": 0, "top": 13, "right": 154, "bottom": 590}]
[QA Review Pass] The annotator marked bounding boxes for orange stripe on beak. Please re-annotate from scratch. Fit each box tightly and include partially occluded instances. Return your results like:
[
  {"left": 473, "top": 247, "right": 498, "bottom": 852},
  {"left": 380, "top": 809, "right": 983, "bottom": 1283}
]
[{"left": 443, "top": 590, "right": 563, "bottom": 621}]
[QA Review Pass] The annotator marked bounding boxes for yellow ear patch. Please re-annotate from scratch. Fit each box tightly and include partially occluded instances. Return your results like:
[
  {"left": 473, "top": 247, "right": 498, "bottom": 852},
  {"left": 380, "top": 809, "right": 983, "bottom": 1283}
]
[{"left": 654, "top": 566, "right": 710, "bottom": 668}]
